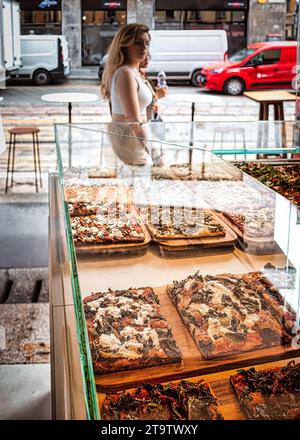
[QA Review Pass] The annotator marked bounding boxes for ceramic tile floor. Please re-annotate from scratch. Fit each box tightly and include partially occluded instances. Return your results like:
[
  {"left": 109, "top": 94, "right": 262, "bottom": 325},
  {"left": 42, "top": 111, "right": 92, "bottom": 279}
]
[{"left": 0, "top": 364, "right": 51, "bottom": 420}]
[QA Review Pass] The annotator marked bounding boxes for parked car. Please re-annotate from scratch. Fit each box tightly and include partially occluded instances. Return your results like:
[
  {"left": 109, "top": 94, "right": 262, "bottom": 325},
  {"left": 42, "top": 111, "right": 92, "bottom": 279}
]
[
  {"left": 10, "top": 34, "right": 71, "bottom": 85},
  {"left": 98, "top": 29, "right": 228, "bottom": 86},
  {"left": 199, "top": 41, "right": 297, "bottom": 95}
]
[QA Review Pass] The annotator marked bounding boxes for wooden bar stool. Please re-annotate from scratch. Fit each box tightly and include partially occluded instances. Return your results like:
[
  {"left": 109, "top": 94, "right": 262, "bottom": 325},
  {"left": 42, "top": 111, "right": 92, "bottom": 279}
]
[{"left": 5, "top": 126, "right": 42, "bottom": 193}]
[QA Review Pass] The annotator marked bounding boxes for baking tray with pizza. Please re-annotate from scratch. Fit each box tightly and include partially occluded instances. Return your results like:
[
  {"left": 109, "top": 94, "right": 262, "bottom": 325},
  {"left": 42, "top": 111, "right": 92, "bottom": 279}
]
[
  {"left": 99, "top": 379, "right": 224, "bottom": 420},
  {"left": 65, "top": 184, "right": 151, "bottom": 256},
  {"left": 137, "top": 205, "right": 237, "bottom": 254},
  {"left": 97, "top": 358, "right": 300, "bottom": 420},
  {"left": 85, "top": 270, "right": 299, "bottom": 393},
  {"left": 195, "top": 180, "right": 279, "bottom": 254}
]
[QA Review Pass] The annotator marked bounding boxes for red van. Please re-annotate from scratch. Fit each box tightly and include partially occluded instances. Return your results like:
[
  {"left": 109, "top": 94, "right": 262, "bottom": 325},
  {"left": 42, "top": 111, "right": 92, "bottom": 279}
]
[{"left": 199, "top": 41, "right": 297, "bottom": 95}]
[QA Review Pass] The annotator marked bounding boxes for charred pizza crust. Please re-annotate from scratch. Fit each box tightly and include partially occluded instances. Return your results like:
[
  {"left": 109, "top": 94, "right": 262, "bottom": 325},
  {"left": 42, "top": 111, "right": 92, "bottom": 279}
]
[
  {"left": 140, "top": 206, "right": 225, "bottom": 239},
  {"left": 102, "top": 380, "right": 223, "bottom": 420},
  {"left": 230, "top": 361, "right": 300, "bottom": 419},
  {"left": 84, "top": 287, "right": 181, "bottom": 374},
  {"left": 168, "top": 271, "right": 294, "bottom": 359}
]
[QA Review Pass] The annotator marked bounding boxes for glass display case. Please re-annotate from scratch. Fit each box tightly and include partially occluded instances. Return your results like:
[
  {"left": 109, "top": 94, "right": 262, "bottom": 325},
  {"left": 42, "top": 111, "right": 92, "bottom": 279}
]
[{"left": 49, "top": 122, "right": 300, "bottom": 420}]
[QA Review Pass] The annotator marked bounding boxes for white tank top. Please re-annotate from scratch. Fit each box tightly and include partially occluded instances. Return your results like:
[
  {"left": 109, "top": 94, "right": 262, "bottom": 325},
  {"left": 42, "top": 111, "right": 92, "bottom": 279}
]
[{"left": 110, "top": 66, "right": 153, "bottom": 116}]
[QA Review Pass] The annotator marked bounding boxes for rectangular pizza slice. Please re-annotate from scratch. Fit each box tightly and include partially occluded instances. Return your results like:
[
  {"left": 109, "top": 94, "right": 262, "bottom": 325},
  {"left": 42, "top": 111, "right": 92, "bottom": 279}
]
[
  {"left": 167, "top": 271, "right": 293, "bottom": 359},
  {"left": 65, "top": 185, "right": 129, "bottom": 216},
  {"left": 230, "top": 361, "right": 300, "bottom": 420},
  {"left": 84, "top": 287, "right": 182, "bottom": 374},
  {"left": 71, "top": 212, "right": 145, "bottom": 244},
  {"left": 139, "top": 206, "right": 225, "bottom": 239},
  {"left": 102, "top": 380, "right": 223, "bottom": 420}
]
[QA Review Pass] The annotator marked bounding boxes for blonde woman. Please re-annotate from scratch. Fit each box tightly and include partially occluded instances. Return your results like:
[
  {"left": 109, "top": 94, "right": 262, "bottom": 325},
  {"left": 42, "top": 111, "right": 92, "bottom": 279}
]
[{"left": 101, "top": 23, "right": 154, "bottom": 165}]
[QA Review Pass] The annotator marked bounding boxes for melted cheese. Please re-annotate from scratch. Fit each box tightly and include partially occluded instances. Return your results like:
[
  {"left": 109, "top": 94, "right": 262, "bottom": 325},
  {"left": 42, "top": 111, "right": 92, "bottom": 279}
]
[
  {"left": 243, "top": 313, "right": 260, "bottom": 328},
  {"left": 90, "top": 291, "right": 165, "bottom": 360},
  {"left": 99, "top": 333, "right": 121, "bottom": 350},
  {"left": 120, "top": 326, "right": 138, "bottom": 338},
  {"left": 189, "top": 302, "right": 209, "bottom": 315},
  {"left": 206, "top": 280, "right": 236, "bottom": 305},
  {"left": 134, "top": 303, "right": 154, "bottom": 326}
]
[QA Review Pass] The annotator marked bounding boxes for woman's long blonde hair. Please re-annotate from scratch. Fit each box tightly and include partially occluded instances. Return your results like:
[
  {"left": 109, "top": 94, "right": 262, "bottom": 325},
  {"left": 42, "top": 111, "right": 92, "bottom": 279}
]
[{"left": 100, "top": 23, "right": 150, "bottom": 100}]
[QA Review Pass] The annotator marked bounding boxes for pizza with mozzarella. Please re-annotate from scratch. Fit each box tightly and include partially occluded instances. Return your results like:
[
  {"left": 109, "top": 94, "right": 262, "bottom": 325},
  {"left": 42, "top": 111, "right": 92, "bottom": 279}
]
[
  {"left": 84, "top": 287, "right": 182, "bottom": 374},
  {"left": 168, "top": 271, "right": 294, "bottom": 359},
  {"left": 139, "top": 206, "right": 225, "bottom": 239}
]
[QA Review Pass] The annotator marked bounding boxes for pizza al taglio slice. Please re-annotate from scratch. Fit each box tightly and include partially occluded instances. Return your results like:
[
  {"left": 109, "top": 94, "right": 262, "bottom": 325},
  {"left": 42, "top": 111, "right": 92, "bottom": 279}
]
[
  {"left": 167, "top": 271, "right": 294, "bottom": 359},
  {"left": 102, "top": 380, "right": 224, "bottom": 420},
  {"left": 139, "top": 206, "right": 225, "bottom": 239},
  {"left": 84, "top": 287, "right": 182, "bottom": 374},
  {"left": 230, "top": 361, "right": 300, "bottom": 420},
  {"left": 71, "top": 213, "right": 145, "bottom": 244},
  {"left": 65, "top": 185, "right": 129, "bottom": 216}
]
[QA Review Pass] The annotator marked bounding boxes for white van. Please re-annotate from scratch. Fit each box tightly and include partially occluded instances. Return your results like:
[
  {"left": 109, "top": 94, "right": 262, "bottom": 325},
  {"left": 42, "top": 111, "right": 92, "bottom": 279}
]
[
  {"left": 98, "top": 29, "right": 228, "bottom": 86},
  {"left": 10, "top": 35, "right": 71, "bottom": 85},
  {"left": 147, "top": 30, "right": 228, "bottom": 86}
]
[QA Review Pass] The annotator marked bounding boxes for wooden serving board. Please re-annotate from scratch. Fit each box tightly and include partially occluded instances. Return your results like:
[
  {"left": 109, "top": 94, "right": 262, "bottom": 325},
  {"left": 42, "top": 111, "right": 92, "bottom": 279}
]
[
  {"left": 217, "top": 212, "right": 280, "bottom": 255},
  {"left": 94, "top": 284, "right": 300, "bottom": 393},
  {"left": 151, "top": 211, "right": 237, "bottom": 252},
  {"left": 97, "top": 356, "right": 300, "bottom": 420}
]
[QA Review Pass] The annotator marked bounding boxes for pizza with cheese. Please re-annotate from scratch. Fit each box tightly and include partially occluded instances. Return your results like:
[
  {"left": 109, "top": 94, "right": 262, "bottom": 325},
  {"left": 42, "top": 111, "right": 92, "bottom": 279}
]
[
  {"left": 71, "top": 213, "right": 145, "bottom": 244},
  {"left": 65, "top": 185, "right": 128, "bottom": 216},
  {"left": 102, "top": 380, "right": 224, "bottom": 420},
  {"left": 83, "top": 287, "right": 182, "bottom": 373},
  {"left": 139, "top": 206, "right": 225, "bottom": 239},
  {"left": 230, "top": 361, "right": 300, "bottom": 419},
  {"left": 168, "top": 271, "right": 294, "bottom": 359}
]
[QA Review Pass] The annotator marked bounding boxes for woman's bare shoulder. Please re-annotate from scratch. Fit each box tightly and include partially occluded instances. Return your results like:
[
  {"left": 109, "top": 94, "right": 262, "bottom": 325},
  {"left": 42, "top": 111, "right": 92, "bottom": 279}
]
[{"left": 115, "top": 66, "right": 136, "bottom": 85}]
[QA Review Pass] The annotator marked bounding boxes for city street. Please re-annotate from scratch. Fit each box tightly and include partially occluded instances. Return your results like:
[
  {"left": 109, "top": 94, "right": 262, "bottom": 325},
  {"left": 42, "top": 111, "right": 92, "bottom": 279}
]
[{"left": 0, "top": 79, "right": 296, "bottom": 194}]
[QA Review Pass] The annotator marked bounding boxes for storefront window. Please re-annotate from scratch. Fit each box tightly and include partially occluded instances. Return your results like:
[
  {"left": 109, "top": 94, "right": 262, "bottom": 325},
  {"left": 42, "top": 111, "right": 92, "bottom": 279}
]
[
  {"left": 21, "top": 10, "right": 62, "bottom": 34},
  {"left": 82, "top": 10, "right": 126, "bottom": 65}
]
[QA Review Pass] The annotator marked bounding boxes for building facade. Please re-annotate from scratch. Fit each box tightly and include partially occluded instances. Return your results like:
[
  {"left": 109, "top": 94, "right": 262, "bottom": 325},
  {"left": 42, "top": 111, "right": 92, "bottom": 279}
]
[{"left": 18, "top": 0, "right": 294, "bottom": 69}]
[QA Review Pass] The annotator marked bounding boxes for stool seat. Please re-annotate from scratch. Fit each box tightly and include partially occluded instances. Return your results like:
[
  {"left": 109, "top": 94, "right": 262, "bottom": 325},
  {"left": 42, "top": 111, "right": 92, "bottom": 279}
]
[
  {"left": 213, "top": 125, "right": 246, "bottom": 160},
  {"left": 9, "top": 126, "right": 40, "bottom": 135}
]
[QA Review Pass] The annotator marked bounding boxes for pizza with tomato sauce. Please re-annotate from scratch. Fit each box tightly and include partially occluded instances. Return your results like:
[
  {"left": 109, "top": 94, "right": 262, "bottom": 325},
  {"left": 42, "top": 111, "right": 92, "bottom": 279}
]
[
  {"left": 102, "top": 380, "right": 223, "bottom": 420},
  {"left": 230, "top": 361, "right": 300, "bottom": 419}
]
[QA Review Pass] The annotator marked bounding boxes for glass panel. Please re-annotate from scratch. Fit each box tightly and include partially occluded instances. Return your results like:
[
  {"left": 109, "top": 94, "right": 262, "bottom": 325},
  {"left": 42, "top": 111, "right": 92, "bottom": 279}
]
[{"left": 54, "top": 122, "right": 300, "bottom": 420}]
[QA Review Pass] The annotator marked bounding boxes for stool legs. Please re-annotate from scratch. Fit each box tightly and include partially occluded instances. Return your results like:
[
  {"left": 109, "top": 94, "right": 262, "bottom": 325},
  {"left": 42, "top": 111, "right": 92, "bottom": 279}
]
[
  {"left": 5, "top": 133, "right": 13, "bottom": 193},
  {"left": 35, "top": 132, "right": 42, "bottom": 187},
  {"left": 32, "top": 132, "right": 38, "bottom": 193},
  {"left": 10, "top": 134, "right": 16, "bottom": 188},
  {"left": 5, "top": 130, "right": 42, "bottom": 193}
]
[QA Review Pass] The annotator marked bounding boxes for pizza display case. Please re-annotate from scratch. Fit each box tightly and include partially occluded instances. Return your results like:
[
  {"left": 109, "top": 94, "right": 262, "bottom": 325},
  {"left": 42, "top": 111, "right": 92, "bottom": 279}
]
[{"left": 49, "top": 122, "right": 300, "bottom": 420}]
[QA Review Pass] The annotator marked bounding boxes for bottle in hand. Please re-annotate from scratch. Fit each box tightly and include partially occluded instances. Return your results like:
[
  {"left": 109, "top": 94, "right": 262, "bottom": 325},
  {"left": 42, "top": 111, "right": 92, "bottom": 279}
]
[{"left": 157, "top": 70, "right": 167, "bottom": 88}]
